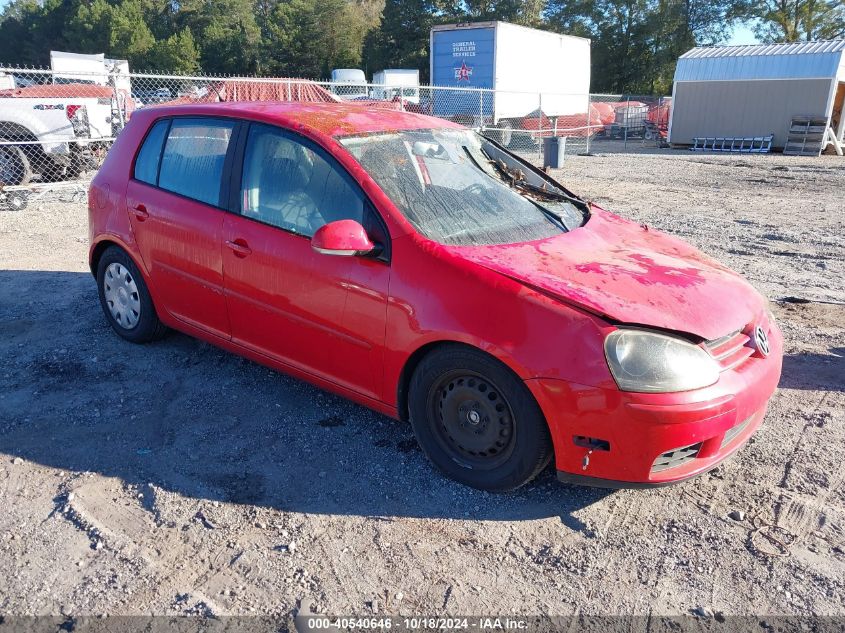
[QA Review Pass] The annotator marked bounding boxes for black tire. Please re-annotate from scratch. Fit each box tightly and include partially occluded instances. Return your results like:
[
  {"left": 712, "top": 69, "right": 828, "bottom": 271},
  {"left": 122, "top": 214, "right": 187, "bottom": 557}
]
[
  {"left": 0, "top": 144, "right": 33, "bottom": 186},
  {"left": 409, "top": 345, "right": 553, "bottom": 492},
  {"left": 96, "top": 246, "right": 167, "bottom": 343}
]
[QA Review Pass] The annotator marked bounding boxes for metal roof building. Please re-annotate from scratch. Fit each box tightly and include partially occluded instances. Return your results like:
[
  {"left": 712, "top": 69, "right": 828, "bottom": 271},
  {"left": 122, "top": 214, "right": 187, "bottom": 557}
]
[{"left": 669, "top": 41, "right": 845, "bottom": 151}]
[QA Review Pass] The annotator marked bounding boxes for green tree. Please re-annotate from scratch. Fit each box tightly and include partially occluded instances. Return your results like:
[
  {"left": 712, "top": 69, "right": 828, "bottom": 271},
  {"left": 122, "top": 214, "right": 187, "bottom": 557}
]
[
  {"left": 649, "top": 0, "right": 742, "bottom": 92},
  {"left": 544, "top": 0, "right": 597, "bottom": 37},
  {"left": 738, "top": 0, "right": 845, "bottom": 42},
  {"left": 263, "top": 0, "right": 363, "bottom": 77},
  {"left": 176, "top": 0, "right": 262, "bottom": 74},
  {"left": 65, "top": 0, "right": 114, "bottom": 54},
  {"left": 146, "top": 27, "right": 200, "bottom": 73},
  {"left": 0, "top": 0, "right": 85, "bottom": 65},
  {"left": 546, "top": 0, "right": 657, "bottom": 92},
  {"left": 547, "top": 0, "right": 741, "bottom": 93},
  {"left": 460, "top": 0, "right": 546, "bottom": 26},
  {"left": 108, "top": 0, "right": 156, "bottom": 65},
  {"left": 363, "top": 0, "right": 441, "bottom": 80},
  {"left": 342, "top": 0, "right": 385, "bottom": 73},
  {"left": 0, "top": 0, "right": 44, "bottom": 65}
]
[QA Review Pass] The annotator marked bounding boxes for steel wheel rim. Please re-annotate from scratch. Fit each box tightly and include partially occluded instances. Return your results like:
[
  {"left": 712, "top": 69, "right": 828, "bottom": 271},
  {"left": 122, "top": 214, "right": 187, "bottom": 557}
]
[
  {"left": 103, "top": 262, "right": 141, "bottom": 330},
  {"left": 428, "top": 370, "right": 516, "bottom": 470}
]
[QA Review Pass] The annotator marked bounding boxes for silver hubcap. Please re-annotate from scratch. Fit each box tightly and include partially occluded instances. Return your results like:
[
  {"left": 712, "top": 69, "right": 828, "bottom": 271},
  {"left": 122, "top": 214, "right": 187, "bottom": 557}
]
[{"left": 103, "top": 262, "right": 141, "bottom": 329}]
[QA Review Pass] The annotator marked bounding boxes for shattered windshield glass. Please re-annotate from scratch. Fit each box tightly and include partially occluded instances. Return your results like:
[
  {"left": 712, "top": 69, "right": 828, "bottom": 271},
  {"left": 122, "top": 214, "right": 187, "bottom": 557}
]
[{"left": 339, "top": 129, "right": 587, "bottom": 246}]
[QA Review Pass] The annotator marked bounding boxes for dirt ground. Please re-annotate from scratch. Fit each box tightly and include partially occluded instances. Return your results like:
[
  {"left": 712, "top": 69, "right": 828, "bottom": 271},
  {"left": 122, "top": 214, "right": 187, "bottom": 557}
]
[{"left": 0, "top": 147, "right": 843, "bottom": 622}]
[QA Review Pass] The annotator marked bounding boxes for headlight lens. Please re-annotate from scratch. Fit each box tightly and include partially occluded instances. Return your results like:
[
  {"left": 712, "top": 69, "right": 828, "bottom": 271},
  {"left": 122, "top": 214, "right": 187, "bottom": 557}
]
[{"left": 604, "top": 329, "right": 720, "bottom": 393}]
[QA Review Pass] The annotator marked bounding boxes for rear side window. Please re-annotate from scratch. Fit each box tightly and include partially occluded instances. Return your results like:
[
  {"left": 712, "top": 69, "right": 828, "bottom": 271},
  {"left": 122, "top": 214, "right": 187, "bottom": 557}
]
[
  {"left": 133, "top": 119, "right": 169, "bottom": 185},
  {"left": 158, "top": 118, "right": 235, "bottom": 206}
]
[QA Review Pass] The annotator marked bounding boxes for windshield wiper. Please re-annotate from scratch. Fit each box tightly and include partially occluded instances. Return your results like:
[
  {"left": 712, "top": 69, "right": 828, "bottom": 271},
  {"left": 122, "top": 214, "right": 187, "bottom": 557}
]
[
  {"left": 467, "top": 145, "right": 576, "bottom": 231},
  {"left": 479, "top": 146, "right": 584, "bottom": 206},
  {"left": 513, "top": 176, "right": 583, "bottom": 205},
  {"left": 528, "top": 199, "right": 569, "bottom": 231}
]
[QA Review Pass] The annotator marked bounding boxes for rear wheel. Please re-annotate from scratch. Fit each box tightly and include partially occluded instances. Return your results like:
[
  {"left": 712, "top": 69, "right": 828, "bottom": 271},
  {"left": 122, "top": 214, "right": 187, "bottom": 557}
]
[
  {"left": 96, "top": 246, "right": 167, "bottom": 343},
  {"left": 0, "top": 144, "right": 33, "bottom": 186},
  {"left": 409, "top": 345, "right": 553, "bottom": 492}
]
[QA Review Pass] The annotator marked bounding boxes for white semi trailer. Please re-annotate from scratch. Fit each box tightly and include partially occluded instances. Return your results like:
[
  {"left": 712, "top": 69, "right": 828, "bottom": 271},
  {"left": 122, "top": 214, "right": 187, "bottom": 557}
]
[{"left": 430, "top": 21, "right": 591, "bottom": 144}]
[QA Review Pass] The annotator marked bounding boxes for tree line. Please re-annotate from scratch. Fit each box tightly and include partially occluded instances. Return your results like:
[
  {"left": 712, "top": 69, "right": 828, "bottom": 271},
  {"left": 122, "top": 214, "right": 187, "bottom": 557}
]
[{"left": 0, "top": 0, "right": 843, "bottom": 94}]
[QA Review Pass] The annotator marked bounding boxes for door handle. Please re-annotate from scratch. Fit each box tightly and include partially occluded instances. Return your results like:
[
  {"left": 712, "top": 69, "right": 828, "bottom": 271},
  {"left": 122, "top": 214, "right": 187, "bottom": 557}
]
[
  {"left": 129, "top": 204, "right": 149, "bottom": 221},
  {"left": 225, "top": 239, "right": 252, "bottom": 258}
]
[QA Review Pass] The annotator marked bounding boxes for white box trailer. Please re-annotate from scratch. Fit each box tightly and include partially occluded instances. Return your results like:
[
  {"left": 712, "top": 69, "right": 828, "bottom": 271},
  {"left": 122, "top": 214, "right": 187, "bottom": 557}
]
[
  {"left": 430, "top": 21, "right": 591, "bottom": 124},
  {"left": 372, "top": 69, "right": 420, "bottom": 103}
]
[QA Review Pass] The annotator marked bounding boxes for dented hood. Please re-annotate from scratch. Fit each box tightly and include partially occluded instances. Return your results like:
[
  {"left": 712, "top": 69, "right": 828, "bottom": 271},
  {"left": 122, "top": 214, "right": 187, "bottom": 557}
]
[{"left": 449, "top": 207, "right": 764, "bottom": 341}]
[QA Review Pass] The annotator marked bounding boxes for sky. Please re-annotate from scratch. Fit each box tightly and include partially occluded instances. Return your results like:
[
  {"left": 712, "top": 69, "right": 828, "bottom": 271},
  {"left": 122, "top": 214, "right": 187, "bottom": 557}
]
[{"left": 727, "top": 22, "right": 761, "bottom": 46}]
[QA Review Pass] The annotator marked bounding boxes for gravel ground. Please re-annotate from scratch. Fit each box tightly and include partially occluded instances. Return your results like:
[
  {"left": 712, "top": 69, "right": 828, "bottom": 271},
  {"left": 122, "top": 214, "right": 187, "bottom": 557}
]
[{"left": 0, "top": 147, "right": 843, "bottom": 623}]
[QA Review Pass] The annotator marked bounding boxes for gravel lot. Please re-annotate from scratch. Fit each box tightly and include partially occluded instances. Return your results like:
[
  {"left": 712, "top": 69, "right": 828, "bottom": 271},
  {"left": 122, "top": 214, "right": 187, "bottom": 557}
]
[{"left": 1, "top": 147, "right": 843, "bottom": 623}]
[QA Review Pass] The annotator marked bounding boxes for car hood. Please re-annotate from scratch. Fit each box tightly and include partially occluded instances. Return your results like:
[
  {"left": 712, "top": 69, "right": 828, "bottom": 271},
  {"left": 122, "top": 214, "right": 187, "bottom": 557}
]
[{"left": 446, "top": 207, "right": 764, "bottom": 341}]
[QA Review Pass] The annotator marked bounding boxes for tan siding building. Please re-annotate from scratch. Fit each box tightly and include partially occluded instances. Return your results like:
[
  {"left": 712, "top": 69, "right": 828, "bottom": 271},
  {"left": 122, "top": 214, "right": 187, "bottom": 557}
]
[{"left": 669, "top": 41, "right": 845, "bottom": 150}]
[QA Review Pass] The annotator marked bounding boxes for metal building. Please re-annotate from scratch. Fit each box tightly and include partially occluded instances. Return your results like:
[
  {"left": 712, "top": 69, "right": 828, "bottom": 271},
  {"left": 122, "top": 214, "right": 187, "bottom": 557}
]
[{"left": 669, "top": 41, "right": 845, "bottom": 152}]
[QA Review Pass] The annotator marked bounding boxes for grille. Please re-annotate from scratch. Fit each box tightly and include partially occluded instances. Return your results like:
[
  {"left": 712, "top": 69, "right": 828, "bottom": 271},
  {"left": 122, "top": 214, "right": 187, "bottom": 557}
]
[
  {"left": 720, "top": 417, "right": 751, "bottom": 449},
  {"left": 705, "top": 329, "right": 754, "bottom": 371},
  {"left": 651, "top": 443, "right": 702, "bottom": 473}
]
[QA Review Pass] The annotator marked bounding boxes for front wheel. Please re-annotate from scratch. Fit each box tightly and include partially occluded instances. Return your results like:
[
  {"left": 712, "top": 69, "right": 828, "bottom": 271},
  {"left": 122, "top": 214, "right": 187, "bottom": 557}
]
[{"left": 409, "top": 345, "right": 553, "bottom": 492}]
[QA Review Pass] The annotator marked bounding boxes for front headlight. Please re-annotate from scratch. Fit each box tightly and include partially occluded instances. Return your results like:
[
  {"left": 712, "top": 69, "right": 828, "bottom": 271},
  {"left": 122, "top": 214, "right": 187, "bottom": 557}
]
[{"left": 604, "top": 329, "right": 720, "bottom": 393}]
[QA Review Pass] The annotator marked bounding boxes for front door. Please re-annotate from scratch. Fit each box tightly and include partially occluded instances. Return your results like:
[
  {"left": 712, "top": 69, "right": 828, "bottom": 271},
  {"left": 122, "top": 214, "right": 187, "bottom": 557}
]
[{"left": 221, "top": 123, "right": 391, "bottom": 400}]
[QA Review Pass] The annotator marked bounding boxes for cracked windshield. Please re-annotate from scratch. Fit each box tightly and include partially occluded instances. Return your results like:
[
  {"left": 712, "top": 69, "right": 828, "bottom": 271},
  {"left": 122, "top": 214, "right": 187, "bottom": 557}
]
[{"left": 341, "top": 129, "right": 587, "bottom": 246}]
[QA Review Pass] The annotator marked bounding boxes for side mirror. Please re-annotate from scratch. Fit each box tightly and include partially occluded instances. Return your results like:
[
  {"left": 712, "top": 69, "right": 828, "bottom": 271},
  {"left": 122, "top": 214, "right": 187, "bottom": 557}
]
[{"left": 311, "top": 219, "right": 376, "bottom": 257}]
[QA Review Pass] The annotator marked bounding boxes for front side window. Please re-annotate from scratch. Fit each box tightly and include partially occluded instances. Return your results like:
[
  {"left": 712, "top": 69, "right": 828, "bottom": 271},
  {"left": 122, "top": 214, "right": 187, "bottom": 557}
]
[
  {"left": 240, "top": 124, "right": 365, "bottom": 237},
  {"left": 158, "top": 118, "right": 234, "bottom": 206},
  {"left": 340, "top": 129, "right": 587, "bottom": 246},
  {"left": 133, "top": 119, "right": 169, "bottom": 185}
]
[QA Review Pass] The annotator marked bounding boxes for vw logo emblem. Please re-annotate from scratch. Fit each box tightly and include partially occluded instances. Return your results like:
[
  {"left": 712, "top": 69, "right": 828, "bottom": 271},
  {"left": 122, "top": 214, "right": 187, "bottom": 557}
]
[{"left": 753, "top": 325, "right": 770, "bottom": 357}]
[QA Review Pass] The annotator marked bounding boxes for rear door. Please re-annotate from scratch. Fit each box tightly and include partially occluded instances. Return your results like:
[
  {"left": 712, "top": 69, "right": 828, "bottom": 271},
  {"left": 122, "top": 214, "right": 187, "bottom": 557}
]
[
  {"left": 221, "top": 122, "right": 391, "bottom": 399},
  {"left": 125, "top": 117, "right": 238, "bottom": 339}
]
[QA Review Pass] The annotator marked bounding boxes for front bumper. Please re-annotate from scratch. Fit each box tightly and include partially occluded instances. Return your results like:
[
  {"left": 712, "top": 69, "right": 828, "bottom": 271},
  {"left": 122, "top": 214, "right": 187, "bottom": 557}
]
[{"left": 526, "top": 320, "right": 783, "bottom": 487}]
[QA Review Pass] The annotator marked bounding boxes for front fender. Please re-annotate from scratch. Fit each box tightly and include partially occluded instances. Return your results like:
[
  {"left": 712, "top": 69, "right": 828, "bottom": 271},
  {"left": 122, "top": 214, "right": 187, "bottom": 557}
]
[{"left": 381, "top": 234, "right": 616, "bottom": 407}]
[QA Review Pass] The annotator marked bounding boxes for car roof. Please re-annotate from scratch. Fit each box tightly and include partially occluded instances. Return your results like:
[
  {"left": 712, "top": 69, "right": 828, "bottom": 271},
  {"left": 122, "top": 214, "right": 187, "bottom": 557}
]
[{"left": 140, "top": 101, "right": 464, "bottom": 139}]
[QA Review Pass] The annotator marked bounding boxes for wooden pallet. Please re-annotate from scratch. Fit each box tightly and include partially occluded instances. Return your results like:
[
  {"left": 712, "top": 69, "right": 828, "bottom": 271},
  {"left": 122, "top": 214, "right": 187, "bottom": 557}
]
[{"left": 783, "top": 116, "right": 828, "bottom": 156}]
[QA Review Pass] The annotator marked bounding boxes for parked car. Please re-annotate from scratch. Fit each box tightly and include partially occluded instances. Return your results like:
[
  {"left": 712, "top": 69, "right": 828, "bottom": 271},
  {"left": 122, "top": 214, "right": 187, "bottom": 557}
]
[
  {"left": 88, "top": 102, "right": 782, "bottom": 491},
  {"left": 133, "top": 88, "right": 172, "bottom": 106}
]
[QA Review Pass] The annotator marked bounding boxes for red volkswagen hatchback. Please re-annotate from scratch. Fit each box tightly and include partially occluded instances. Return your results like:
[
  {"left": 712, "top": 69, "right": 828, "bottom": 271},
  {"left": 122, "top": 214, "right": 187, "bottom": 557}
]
[{"left": 88, "top": 102, "right": 782, "bottom": 491}]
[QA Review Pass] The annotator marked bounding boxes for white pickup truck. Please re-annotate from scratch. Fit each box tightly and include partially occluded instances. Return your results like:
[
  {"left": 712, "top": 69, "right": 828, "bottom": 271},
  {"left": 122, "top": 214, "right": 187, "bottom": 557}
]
[{"left": 0, "top": 81, "right": 127, "bottom": 185}]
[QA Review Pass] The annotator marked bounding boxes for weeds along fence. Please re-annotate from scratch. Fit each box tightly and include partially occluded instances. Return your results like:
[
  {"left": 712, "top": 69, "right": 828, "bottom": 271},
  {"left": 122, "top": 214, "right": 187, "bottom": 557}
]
[{"left": 0, "top": 66, "right": 670, "bottom": 195}]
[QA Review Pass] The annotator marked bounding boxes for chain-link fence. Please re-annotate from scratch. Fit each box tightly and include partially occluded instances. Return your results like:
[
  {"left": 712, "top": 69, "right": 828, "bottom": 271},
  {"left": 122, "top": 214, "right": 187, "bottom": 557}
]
[
  {"left": 587, "top": 94, "right": 673, "bottom": 152},
  {"left": 0, "top": 65, "right": 670, "bottom": 205}
]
